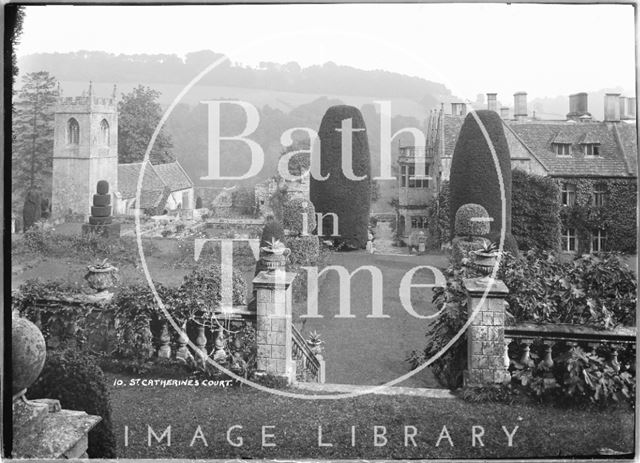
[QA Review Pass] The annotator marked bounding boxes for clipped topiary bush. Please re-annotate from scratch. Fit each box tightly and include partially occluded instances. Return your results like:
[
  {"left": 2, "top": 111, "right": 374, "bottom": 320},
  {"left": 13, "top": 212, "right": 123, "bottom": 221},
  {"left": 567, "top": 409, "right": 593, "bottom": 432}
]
[
  {"left": 311, "top": 105, "right": 371, "bottom": 249},
  {"left": 27, "top": 348, "right": 117, "bottom": 458},
  {"left": 287, "top": 235, "right": 320, "bottom": 267},
  {"left": 454, "top": 203, "right": 490, "bottom": 238},
  {"left": 282, "top": 197, "right": 316, "bottom": 236},
  {"left": 449, "top": 110, "right": 517, "bottom": 254}
]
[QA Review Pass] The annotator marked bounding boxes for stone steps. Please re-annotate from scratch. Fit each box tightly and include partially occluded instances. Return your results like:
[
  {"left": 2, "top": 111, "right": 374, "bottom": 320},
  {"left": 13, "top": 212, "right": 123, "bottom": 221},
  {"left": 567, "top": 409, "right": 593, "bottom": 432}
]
[{"left": 294, "top": 381, "right": 456, "bottom": 399}]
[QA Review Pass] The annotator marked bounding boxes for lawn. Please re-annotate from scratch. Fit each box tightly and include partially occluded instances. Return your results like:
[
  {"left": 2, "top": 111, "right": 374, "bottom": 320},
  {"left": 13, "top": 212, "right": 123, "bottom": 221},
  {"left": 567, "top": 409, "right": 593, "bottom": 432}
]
[{"left": 106, "top": 372, "right": 635, "bottom": 459}]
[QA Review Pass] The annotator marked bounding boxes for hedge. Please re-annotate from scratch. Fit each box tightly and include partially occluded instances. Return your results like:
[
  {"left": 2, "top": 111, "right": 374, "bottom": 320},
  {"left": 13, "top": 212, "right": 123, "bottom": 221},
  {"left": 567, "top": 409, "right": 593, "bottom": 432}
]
[
  {"left": 449, "top": 110, "right": 516, "bottom": 252},
  {"left": 286, "top": 235, "right": 320, "bottom": 267},
  {"left": 311, "top": 105, "right": 371, "bottom": 249},
  {"left": 28, "top": 348, "right": 117, "bottom": 458},
  {"left": 511, "top": 169, "right": 561, "bottom": 251}
]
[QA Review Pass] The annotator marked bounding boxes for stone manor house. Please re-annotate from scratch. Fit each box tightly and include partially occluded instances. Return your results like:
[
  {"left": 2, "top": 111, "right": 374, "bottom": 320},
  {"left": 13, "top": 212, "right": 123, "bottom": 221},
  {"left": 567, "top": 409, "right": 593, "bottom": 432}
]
[
  {"left": 51, "top": 85, "right": 194, "bottom": 220},
  {"left": 397, "top": 90, "right": 637, "bottom": 252}
]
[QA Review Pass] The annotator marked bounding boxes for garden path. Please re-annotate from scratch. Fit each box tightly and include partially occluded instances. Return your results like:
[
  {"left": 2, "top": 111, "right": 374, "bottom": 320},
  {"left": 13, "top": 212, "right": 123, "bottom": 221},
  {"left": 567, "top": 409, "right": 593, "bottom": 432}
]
[{"left": 297, "top": 251, "right": 449, "bottom": 388}]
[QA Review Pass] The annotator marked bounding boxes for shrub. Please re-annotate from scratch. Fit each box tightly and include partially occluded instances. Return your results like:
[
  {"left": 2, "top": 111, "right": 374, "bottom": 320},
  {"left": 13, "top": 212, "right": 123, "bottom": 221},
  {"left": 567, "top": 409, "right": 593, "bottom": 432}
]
[
  {"left": 23, "top": 188, "right": 42, "bottom": 231},
  {"left": 283, "top": 197, "right": 316, "bottom": 235},
  {"left": 500, "top": 250, "right": 636, "bottom": 327},
  {"left": 426, "top": 181, "right": 450, "bottom": 249},
  {"left": 179, "top": 264, "right": 248, "bottom": 317},
  {"left": 195, "top": 196, "right": 203, "bottom": 209},
  {"left": 511, "top": 169, "right": 561, "bottom": 251},
  {"left": 287, "top": 235, "right": 320, "bottom": 267},
  {"left": 27, "top": 348, "right": 117, "bottom": 458},
  {"left": 454, "top": 203, "right": 490, "bottom": 238},
  {"left": 449, "top": 110, "right": 515, "bottom": 251},
  {"left": 510, "top": 343, "right": 634, "bottom": 407},
  {"left": 311, "top": 105, "right": 371, "bottom": 249}
]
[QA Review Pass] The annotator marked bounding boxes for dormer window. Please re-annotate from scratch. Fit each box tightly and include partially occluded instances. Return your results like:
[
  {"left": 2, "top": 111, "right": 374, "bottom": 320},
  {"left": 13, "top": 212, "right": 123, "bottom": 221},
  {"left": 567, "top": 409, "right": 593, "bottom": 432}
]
[
  {"left": 583, "top": 143, "right": 600, "bottom": 156},
  {"left": 553, "top": 143, "right": 571, "bottom": 156}
]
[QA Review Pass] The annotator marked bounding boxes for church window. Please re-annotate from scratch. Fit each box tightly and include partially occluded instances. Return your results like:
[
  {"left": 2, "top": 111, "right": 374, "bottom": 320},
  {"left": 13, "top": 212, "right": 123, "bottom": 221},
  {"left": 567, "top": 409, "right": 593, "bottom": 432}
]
[
  {"left": 67, "top": 118, "right": 79, "bottom": 144},
  {"left": 100, "top": 119, "right": 110, "bottom": 145}
]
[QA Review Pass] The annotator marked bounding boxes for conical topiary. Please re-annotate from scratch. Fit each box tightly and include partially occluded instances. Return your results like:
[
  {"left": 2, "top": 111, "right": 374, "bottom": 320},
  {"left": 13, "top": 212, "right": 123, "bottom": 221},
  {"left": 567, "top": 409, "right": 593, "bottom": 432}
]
[
  {"left": 449, "top": 110, "right": 517, "bottom": 253},
  {"left": 310, "top": 105, "right": 371, "bottom": 249}
]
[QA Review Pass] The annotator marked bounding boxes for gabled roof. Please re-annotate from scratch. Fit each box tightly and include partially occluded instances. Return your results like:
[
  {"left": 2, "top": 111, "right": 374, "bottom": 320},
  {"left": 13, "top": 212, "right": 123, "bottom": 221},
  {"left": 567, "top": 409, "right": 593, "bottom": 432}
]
[
  {"left": 118, "top": 162, "right": 165, "bottom": 200},
  {"left": 508, "top": 121, "right": 633, "bottom": 177},
  {"left": 153, "top": 162, "right": 194, "bottom": 192},
  {"left": 117, "top": 160, "right": 194, "bottom": 208}
]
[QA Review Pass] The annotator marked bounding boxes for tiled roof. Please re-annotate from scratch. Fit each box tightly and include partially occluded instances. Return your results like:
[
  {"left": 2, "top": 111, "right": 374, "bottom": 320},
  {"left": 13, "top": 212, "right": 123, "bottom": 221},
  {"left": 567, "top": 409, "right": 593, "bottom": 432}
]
[
  {"left": 508, "top": 121, "right": 633, "bottom": 177},
  {"left": 153, "top": 162, "right": 194, "bottom": 192},
  {"left": 614, "top": 122, "right": 638, "bottom": 175},
  {"left": 580, "top": 132, "right": 601, "bottom": 144},
  {"left": 440, "top": 114, "right": 465, "bottom": 159},
  {"left": 551, "top": 131, "right": 575, "bottom": 144},
  {"left": 117, "top": 162, "right": 165, "bottom": 200}
]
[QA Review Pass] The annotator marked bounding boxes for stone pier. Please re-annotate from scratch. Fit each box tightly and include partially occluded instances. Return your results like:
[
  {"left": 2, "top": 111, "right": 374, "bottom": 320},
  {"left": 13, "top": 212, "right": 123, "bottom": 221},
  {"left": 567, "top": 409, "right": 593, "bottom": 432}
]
[
  {"left": 252, "top": 270, "right": 297, "bottom": 384},
  {"left": 463, "top": 277, "right": 511, "bottom": 387}
]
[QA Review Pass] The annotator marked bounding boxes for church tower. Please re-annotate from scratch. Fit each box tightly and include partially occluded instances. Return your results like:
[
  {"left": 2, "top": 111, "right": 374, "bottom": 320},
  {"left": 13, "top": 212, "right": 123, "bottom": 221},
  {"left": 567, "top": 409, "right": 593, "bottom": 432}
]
[{"left": 51, "top": 83, "right": 118, "bottom": 219}]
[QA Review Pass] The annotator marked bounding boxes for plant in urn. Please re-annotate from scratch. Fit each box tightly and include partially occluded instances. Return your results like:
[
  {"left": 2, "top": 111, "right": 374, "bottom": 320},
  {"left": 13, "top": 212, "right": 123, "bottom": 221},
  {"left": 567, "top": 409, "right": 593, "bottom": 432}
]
[
  {"left": 472, "top": 241, "right": 500, "bottom": 283},
  {"left": 85, "top": 258, "right": 119, "bottom": 293},
  {"left": 260, "top": 238, "right": 290, "bottom": 273}
]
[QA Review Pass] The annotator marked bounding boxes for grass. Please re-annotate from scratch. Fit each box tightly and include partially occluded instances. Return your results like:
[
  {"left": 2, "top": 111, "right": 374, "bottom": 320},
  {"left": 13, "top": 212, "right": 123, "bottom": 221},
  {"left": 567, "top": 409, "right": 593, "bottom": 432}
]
[{"left": 106, "top": 372, "right": 635, "bottom": 459}]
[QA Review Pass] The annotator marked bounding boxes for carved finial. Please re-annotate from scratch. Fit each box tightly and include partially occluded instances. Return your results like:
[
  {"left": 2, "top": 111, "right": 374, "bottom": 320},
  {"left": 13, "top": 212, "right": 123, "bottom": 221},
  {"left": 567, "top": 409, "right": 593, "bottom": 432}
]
[
  {"left": 112, "top": 84, "right": 117, "bottom": 99},
  {"left": 88, "top": 81, "right": 93, "bottom": 97}
]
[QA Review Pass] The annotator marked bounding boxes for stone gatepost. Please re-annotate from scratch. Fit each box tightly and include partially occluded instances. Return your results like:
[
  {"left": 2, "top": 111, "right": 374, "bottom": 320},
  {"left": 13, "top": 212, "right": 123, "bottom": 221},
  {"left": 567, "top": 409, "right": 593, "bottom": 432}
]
[
  {"left": 463, "top": 277, "right": 511, "bottom": 387},
  {"left": 252, "top": 269, "right": 297, "bottom": 384}
]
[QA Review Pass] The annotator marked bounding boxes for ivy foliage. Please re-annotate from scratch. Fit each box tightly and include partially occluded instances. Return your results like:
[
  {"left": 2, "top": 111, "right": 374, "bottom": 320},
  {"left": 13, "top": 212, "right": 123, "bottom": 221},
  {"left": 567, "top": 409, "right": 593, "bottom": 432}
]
[
  {"left": 311, "top": 105, "right": 371, "bottom": 249},
  {"left": 27, "top": 348, "right": 117, "bottom": 458},
  {"left": 511, "top": 169, "right": 561, "bottom": 251},
  {"left": 558, "top": 177, "right": 636, "bottom": 254},
  {"left": 282, "top": 196, "right": 316, "bottom": 236}
]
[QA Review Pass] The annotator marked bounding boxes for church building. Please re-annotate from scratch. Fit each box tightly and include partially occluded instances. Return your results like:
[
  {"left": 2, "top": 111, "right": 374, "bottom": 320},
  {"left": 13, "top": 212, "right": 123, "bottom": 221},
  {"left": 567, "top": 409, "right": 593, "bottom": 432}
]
[{"left": 51, "top": 84, "right": 194, "bottom": 219}]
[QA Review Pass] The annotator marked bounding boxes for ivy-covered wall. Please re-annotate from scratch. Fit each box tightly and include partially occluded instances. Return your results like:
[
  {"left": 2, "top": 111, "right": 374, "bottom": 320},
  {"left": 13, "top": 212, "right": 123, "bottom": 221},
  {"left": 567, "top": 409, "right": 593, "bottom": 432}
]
[{"left": 557, "top": 177, "right": 636, "bottom": 254}]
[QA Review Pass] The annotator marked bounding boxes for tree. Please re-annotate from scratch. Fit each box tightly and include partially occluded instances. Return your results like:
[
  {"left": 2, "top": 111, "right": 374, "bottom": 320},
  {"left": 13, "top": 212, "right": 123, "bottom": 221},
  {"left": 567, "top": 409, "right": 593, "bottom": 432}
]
[
  {"left": 117, "top": 85, "right": 174, "bottom": 164},
  {"left": 310, "top": 105, "right": 371, "bottom": 249},
  {"left": 449, "top": 110, "right": 517, "bottom": 253},
  {"left": 12, "top": 71, "right": 58, "bottom": 208}
]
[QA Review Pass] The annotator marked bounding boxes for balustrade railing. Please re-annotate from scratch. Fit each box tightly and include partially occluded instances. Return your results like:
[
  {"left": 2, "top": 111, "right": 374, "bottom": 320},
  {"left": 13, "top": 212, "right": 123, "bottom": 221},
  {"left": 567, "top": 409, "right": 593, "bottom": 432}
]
[
  {"left": 292, "top": 325, "right": 324, "bottom": 383},
  {"left": 504, "top": 323, "right": 636, "bottom": 374}
]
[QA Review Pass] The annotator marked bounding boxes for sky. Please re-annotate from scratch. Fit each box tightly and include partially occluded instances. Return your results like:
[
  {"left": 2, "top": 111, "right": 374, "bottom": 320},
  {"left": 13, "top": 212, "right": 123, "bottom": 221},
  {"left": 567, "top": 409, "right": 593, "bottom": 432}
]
[{"left": 17, "top": 3, "right": 637, "bottom": 101}]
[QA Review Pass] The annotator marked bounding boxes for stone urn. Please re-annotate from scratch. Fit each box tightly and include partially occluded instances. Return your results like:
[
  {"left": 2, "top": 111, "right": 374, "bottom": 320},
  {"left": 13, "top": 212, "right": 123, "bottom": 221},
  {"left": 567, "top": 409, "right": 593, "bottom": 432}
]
[
  {"left": 260, "top": 238, "right": 290, "bottom": 273},
  {"left": 12, "top": 311, "right": 47, "bottom": 398},
  {"left": 472, "top": 242, "right": 500, "bottom": 281},
  {"left": 85, "top": 258, "right": 119, "bottom": 292}
]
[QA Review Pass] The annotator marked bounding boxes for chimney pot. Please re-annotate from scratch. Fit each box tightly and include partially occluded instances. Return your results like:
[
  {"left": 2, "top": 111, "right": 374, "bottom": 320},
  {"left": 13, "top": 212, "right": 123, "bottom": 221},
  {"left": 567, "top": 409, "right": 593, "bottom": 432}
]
[
  {"left": 567, "top": 92, "right": 589, "bottom": 121},
  {"left": 500, "top": 107, "right": 510, "bottom": 119}
]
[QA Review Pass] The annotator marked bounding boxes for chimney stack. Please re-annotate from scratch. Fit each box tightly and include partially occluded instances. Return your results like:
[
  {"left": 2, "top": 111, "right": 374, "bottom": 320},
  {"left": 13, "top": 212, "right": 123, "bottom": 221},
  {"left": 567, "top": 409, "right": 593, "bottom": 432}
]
[
  {"left": 604, "top": 93, "right": 621, "bottom": 122},
  {"left": 486, "top": 93, "right": 497, "bottom": 112},
  {"left": 500, "top": 107, "right": 510, "bottom": 119},
  {"left": 567, "top": 92, "right": 590, "bottom": 121},
  {"left": 451, "top": 102, "right": 467, "bottom": 116},
  {"left": 514, "top": 92, "right": 528, "bottom": 120}
]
